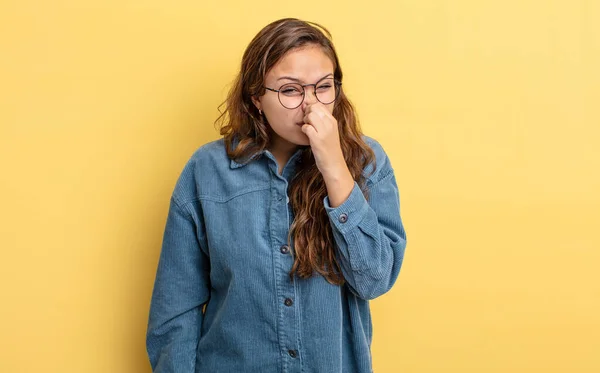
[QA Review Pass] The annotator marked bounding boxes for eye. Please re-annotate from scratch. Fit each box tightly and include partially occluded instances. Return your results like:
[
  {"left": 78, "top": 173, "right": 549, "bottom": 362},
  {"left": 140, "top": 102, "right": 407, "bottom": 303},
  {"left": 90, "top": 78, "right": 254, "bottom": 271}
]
[
  {"left": 316, "top": 84, "right": 332, "bottom": 92},
  {"left": 280, "top": 85, "right": 303, "bottom": 96}
]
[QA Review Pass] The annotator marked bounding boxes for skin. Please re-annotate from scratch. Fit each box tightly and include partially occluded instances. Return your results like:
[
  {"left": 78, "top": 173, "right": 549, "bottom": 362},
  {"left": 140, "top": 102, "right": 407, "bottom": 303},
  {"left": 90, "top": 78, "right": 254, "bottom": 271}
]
[{"left": 252, "top": 44, "right": 354, "bottom": 208}]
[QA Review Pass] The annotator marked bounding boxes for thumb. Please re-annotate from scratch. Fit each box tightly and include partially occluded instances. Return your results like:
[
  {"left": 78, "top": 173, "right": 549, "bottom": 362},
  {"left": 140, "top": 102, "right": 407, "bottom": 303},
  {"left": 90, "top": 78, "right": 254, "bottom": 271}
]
[{"left": 301, "top": 124, "right": 317, "bottom": 139}]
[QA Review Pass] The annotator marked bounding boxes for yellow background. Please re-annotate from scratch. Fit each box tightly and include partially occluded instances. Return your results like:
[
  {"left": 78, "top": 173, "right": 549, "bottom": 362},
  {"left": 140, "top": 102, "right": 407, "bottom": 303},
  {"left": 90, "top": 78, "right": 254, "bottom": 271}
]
[{"left": 1, "top": 1, "right": 598, "bottom": 372}]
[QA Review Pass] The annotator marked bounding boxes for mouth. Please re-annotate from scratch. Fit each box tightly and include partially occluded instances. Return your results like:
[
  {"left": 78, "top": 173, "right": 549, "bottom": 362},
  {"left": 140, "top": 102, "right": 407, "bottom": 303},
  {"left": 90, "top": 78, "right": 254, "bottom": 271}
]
[{"left": 295, "top": 122, "right": 305, "bottom": 127}]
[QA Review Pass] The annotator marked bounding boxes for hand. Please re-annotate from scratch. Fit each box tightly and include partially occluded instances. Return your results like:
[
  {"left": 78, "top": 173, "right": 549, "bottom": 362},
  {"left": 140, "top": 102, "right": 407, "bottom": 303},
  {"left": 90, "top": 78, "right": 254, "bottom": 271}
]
[
  {"left": 301, "top": 103, "right": 354, "bottom": 207},
  {"left": 301, "top": 103, "right": 347, "bottom": 178}
]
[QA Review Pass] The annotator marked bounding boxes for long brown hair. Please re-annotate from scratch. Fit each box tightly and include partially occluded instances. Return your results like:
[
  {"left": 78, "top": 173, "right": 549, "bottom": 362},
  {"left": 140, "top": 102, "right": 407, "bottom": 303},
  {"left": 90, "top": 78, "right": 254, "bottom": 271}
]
[{"left": 216, "top": 18, "right": 375, "bottom": 285}]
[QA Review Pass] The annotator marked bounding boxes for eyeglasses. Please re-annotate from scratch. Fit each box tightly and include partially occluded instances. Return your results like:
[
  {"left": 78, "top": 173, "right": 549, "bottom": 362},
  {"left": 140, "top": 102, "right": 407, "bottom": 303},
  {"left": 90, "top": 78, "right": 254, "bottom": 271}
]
[{"left": 264, "top": 77, "right": 342, "bottom": 109}]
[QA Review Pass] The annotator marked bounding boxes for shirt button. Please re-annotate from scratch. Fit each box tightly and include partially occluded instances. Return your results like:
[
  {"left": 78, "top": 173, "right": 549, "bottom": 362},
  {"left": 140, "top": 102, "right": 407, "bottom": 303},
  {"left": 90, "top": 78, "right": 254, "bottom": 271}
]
[
  {"left": 280, "top": 245, "right": 290, "bottom": 254},
  {"left": 338, "top": 213, "right": 348, "bottom": 223},
  {"left": 284, "top": 298, "right": 293, "bottom": 307},
  {"left": 288, "top": 349, "right": 297, "bottom": 358}
]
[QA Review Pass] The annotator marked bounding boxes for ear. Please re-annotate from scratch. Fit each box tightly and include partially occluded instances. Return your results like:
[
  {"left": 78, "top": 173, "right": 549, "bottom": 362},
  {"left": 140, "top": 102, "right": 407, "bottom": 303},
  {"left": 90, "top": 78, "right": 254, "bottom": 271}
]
[{"left": 251, "top": 96, "right": 262, "bottom": 112}]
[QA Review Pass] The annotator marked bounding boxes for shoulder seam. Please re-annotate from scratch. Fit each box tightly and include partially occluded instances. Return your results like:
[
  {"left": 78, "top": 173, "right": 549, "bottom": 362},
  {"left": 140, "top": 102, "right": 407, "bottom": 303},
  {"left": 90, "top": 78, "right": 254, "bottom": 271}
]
[
  {"left": 369, "top": 168, "right": 394, "bottom": 187},
  {"left": 171, "top": 195, "right": 195, "bottom": 222}
]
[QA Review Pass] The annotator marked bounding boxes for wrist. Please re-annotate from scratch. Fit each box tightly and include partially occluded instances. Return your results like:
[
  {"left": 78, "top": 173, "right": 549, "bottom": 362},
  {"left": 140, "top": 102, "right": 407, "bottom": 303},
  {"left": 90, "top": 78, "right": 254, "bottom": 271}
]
[{"left": 323, "top": 165, "right": 354, "bottom": 208}]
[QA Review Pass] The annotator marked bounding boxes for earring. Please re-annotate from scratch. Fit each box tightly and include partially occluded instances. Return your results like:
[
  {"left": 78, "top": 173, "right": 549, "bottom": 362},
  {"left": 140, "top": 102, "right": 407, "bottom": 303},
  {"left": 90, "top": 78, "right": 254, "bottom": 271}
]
[{"left": 259, "top": 109, "right": 263, "bottom": 116}]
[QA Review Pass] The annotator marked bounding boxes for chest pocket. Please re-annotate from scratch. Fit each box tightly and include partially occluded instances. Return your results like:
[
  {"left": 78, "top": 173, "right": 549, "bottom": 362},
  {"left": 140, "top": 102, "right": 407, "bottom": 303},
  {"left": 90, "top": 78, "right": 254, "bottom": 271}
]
[{"left": 199, "top": 187, "right": 275, "bottom": 287}]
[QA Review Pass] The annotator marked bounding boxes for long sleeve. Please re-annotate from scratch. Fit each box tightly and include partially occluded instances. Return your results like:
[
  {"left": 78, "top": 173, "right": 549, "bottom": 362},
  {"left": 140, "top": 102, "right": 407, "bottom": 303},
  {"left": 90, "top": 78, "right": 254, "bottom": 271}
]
[
  {"left": 324, "top": 155, "right": 407, "bottom": 301},
  {"left": 146, "top": 196, "right": 211, "bottom": 372}
]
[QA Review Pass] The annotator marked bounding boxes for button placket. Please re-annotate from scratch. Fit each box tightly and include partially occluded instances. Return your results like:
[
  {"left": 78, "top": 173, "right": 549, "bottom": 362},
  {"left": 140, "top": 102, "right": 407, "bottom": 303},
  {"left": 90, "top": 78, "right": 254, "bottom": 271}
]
[{"left": 270, "top": 176, "right": 300, "bottom": 368}]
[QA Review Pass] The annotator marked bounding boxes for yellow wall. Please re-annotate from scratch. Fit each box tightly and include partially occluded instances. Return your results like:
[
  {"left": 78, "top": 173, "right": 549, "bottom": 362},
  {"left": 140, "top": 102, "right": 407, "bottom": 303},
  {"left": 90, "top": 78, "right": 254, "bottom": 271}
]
[{"left": 1, "top": 1, "right": 598, "bottom": 372}]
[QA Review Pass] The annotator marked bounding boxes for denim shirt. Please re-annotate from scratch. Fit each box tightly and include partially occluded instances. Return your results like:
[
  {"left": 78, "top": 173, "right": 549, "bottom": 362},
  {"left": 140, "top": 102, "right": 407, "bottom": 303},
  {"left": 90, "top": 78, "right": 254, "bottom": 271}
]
[{"left": 146, "top": 135, "right": 407, "bottom": 373}]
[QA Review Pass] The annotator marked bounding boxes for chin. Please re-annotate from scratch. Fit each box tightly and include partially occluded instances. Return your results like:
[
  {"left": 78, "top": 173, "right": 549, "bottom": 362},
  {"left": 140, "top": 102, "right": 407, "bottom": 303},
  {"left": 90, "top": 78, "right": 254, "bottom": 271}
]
[
  {"left": 270, "top": 126, "right": 311, "bottom": 147},
  {"left": 291, "top": 134, "right": 310, "bottom": 146}
]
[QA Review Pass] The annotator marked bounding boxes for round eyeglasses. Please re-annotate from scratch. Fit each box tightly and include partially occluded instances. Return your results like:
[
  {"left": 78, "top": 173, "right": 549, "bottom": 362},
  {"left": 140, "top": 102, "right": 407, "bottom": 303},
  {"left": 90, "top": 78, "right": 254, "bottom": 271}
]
[{"left": 264, "top": 77, "right": 342, "bottom": 109}]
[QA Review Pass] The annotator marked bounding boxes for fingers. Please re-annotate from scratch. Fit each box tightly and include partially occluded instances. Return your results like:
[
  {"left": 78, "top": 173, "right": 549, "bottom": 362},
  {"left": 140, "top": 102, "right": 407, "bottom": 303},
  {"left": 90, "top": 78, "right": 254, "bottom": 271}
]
[
  {"left": 303, "top": 102, "right": 327, "bottom": 118},
  {"left": 303, "top": 103, "right": 333, "bottom": 132},
  {"left": 303, "top": 112, "right": 322, "bottom": 133},
  {"left": 301, "top": 123, "right": 318, "bottom": 139}
]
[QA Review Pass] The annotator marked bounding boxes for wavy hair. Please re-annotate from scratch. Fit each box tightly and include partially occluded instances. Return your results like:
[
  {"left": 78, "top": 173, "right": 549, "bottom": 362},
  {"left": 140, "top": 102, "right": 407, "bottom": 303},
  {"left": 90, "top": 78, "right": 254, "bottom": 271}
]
[{"left": 215, "top": 18, "right": 375, "bottom": 285}]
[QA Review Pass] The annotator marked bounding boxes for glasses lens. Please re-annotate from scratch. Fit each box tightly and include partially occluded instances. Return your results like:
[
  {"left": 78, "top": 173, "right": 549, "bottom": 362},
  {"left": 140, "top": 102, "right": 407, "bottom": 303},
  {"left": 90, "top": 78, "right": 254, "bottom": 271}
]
[
  {"left": 315, "top": 79, "right": 340, "bottom": 105},
  {"left": 278, "top": 83, "right": 304, "bottom": 109}
]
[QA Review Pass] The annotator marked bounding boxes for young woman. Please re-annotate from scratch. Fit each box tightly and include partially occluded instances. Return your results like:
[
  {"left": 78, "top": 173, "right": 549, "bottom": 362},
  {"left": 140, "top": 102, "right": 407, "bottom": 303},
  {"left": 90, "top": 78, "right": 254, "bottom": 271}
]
[{"left": 146, "top": 18, "right": 407, "bottom": 373}]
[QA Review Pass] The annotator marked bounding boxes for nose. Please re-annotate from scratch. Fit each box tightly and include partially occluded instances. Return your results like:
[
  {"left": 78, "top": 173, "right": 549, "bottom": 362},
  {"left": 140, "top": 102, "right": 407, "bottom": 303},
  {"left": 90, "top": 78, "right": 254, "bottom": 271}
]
[{"left": 301, "top": 86, "right": 318, "bottom": 110}]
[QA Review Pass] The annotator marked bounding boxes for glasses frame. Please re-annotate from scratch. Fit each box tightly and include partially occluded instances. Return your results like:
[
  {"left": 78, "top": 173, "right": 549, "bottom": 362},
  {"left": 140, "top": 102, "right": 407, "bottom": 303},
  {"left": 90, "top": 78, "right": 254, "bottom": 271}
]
[{"left": 264, "top": 77, "right": 342, "bottom": 109}]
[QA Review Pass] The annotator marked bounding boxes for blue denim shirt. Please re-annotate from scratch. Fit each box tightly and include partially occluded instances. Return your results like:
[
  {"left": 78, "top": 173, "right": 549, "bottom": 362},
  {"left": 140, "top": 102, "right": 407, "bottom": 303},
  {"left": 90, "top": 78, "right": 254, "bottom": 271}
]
[{"left": 146, "top": 135, "right": 407, "bottom": 373}]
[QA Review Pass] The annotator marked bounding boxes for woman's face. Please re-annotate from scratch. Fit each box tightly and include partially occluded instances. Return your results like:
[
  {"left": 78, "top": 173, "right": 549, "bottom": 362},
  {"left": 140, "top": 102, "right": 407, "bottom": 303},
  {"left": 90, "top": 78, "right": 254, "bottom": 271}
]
[{"left": 253, "top": 44, "right": 335, "bottom": 150}]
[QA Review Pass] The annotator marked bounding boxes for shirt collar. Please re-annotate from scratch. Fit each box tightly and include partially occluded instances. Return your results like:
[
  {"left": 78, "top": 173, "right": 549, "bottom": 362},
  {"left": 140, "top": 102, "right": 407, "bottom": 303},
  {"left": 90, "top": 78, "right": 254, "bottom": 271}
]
[
  {"left": 230, "top": 156, "right": 258, "bottom": 169},
  {"left": 229, "top": 136, "right": 263, "bottom": 169},
  {"left": 228, "top": 136, "right": 306, "bottom": 170}
]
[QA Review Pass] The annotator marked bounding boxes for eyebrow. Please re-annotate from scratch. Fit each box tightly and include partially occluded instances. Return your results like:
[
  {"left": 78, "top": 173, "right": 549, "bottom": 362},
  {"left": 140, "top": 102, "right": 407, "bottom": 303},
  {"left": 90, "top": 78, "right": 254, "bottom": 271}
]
[{"left": 276, "top": 73, "right": 334, "bottom": 83}]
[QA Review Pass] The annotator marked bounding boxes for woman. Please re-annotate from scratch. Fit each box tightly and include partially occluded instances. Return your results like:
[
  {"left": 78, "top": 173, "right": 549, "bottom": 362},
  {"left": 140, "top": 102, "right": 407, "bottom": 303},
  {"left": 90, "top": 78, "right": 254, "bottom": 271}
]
[{"left": 146, "top": 18, "right": 407, "bottom": 373}]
